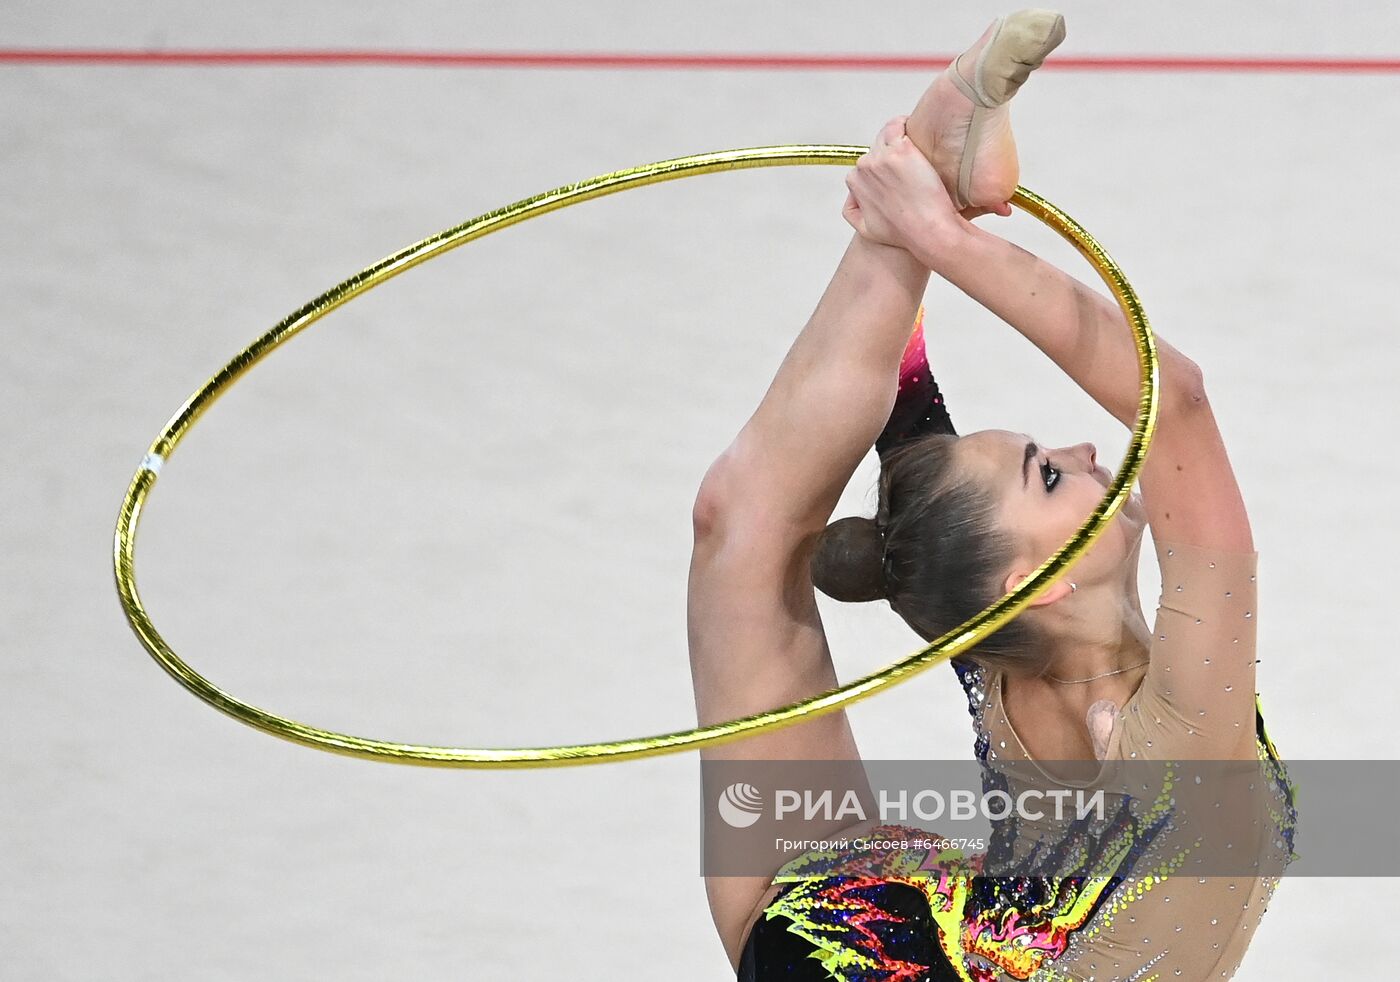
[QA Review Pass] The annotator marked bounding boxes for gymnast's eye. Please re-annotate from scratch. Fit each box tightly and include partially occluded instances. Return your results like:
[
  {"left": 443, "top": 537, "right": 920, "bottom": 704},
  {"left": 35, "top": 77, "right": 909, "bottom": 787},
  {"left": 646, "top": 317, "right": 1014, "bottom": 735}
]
[{"left": 1041, "top": 461, "right": 1060, "bottom": 492}]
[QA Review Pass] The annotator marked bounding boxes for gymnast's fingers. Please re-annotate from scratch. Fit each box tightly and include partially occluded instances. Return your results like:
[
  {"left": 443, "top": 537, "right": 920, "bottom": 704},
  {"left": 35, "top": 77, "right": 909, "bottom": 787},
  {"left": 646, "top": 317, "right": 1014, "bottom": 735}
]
[
  {"left": 842, "top": 187, "right": 865, "bottom": 235},
  {"left": 875, "top": 116, "right": 907, "bottom": 148},
  {"left": 844, "top": 168, "right": 860, "bottom": 199},
  {"left": 963, "top": 201, "right": 1013, "bottom": 218}
]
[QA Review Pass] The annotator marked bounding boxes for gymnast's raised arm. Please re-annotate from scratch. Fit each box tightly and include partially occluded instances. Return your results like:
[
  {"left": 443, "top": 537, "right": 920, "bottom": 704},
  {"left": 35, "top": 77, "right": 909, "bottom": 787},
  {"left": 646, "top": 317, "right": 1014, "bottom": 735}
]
[
  {"left": 844, "top": 121, "right": 1251, "bottom": 553},
  {"left": 844, "top": 125, "right": 1259, "bottom": 753}
]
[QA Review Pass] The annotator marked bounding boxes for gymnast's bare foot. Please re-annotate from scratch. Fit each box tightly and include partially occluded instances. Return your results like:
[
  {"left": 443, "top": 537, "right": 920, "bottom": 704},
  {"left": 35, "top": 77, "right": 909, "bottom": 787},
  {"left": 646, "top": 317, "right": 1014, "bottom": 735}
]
[{"left": 905, "top": 10, "right": 1066, "bottom": 214}]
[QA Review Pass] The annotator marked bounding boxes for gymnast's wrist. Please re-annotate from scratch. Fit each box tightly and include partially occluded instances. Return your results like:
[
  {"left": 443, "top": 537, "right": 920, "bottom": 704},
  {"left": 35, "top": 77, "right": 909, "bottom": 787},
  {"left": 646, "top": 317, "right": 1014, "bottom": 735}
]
[{"left": 907, "top": 216, "right": 974, "bottom": 271}]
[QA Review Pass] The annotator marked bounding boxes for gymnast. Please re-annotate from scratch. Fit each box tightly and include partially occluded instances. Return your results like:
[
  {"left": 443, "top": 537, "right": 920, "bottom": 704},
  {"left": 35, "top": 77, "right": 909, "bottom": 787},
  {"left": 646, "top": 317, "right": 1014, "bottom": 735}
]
[{"left": 686, "top": 10, "right": 1294, "bottom": 980}]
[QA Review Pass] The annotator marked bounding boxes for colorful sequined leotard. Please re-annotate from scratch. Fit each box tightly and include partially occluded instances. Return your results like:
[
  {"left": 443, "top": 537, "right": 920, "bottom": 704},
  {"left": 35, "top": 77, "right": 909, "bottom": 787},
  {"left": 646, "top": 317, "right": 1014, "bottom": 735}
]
[{"left": 736, "top": 312, "right": 1297, "bottom": 982}]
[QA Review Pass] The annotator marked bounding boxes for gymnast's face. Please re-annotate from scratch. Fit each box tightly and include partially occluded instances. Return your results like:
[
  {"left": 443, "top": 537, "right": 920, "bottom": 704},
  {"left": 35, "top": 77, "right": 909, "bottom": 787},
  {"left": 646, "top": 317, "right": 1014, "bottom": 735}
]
[{"left": 955, "top": 429, "right": 1146, "bottom": 599}]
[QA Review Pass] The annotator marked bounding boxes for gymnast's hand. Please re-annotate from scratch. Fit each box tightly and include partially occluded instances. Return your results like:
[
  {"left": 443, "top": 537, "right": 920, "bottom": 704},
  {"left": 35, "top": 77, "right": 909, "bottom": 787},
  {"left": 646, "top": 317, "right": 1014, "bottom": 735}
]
[{"left": 843, "top": 116, "right": 1009, "bottom": 253}]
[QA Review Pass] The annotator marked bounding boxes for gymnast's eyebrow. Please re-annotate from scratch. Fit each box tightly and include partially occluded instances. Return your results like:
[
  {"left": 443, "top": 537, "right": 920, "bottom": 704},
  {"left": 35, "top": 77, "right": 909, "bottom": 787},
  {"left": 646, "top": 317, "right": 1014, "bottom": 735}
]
[{"left": 1021, "top": 439, "right": 1038, "bottom": 489}]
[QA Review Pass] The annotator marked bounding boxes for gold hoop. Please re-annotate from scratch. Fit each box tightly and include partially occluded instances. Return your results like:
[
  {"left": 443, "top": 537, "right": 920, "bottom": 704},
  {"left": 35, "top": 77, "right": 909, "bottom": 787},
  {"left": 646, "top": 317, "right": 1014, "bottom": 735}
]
[{"left": 113, "top": 145, "right": 1158, "bottom": 768}]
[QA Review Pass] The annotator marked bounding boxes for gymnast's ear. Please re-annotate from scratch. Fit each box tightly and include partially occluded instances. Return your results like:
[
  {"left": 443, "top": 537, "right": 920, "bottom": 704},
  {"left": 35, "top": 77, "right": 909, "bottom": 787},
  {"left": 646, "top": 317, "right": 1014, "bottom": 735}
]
[{"left": 1004, "top": 568, "right": 1073, "bottom": 606}]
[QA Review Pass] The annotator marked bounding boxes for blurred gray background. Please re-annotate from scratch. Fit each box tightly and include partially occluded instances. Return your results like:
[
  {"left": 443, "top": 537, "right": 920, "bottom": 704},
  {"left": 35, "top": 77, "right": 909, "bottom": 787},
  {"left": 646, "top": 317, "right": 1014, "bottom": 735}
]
[{"left": 3, "top": 1, "right": 1397, "bottom": 978}]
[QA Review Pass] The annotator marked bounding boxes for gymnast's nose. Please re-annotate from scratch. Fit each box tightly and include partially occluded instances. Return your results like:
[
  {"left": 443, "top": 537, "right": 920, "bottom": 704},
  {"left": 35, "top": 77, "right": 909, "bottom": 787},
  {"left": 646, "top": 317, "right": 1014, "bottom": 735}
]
[{"left": 1075, "top": 443, "right": 1097, "bottom": 470}]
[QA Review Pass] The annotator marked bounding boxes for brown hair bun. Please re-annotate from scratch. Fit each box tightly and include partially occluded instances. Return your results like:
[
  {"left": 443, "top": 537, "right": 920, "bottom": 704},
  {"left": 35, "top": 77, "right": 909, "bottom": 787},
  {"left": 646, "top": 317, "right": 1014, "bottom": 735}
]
[{"left": 811, "top": 515, "right": 887, "bottom": 603}]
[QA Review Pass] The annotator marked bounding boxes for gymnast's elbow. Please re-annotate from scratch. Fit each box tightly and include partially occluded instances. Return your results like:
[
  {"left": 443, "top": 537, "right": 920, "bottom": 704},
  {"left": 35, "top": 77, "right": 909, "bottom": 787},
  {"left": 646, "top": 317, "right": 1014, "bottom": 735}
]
[{"left": 1159, "top": 347, "right": 1208, "bottom": 417}]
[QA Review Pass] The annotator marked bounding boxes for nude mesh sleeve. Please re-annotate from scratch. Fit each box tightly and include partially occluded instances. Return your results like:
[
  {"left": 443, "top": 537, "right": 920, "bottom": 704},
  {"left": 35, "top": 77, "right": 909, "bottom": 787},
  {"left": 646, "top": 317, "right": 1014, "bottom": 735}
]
[{"left": 1122, "top": 537, "right": 1260, "bottom": 756}]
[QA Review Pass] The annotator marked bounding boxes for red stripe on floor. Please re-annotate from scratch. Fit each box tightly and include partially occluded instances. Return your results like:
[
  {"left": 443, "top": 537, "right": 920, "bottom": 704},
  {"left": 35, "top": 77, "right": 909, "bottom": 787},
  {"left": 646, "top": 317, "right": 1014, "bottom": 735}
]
[{"left": 0, "top": 49, "right": 1397, "bottom": 73}]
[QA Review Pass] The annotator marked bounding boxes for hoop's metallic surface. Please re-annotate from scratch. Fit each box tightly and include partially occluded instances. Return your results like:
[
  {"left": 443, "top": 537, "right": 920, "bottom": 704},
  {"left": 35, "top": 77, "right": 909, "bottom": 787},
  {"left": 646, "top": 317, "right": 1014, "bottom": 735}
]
[{"left": 113, "top": 145, "right": 1159, "bottom": 768}]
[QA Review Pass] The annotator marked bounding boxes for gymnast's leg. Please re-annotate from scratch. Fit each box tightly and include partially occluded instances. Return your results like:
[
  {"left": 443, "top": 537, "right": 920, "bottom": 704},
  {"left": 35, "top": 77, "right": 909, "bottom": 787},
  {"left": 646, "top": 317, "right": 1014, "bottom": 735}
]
[{"left": 687, "top": 11, "right": 1061, "bottom": 975}]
